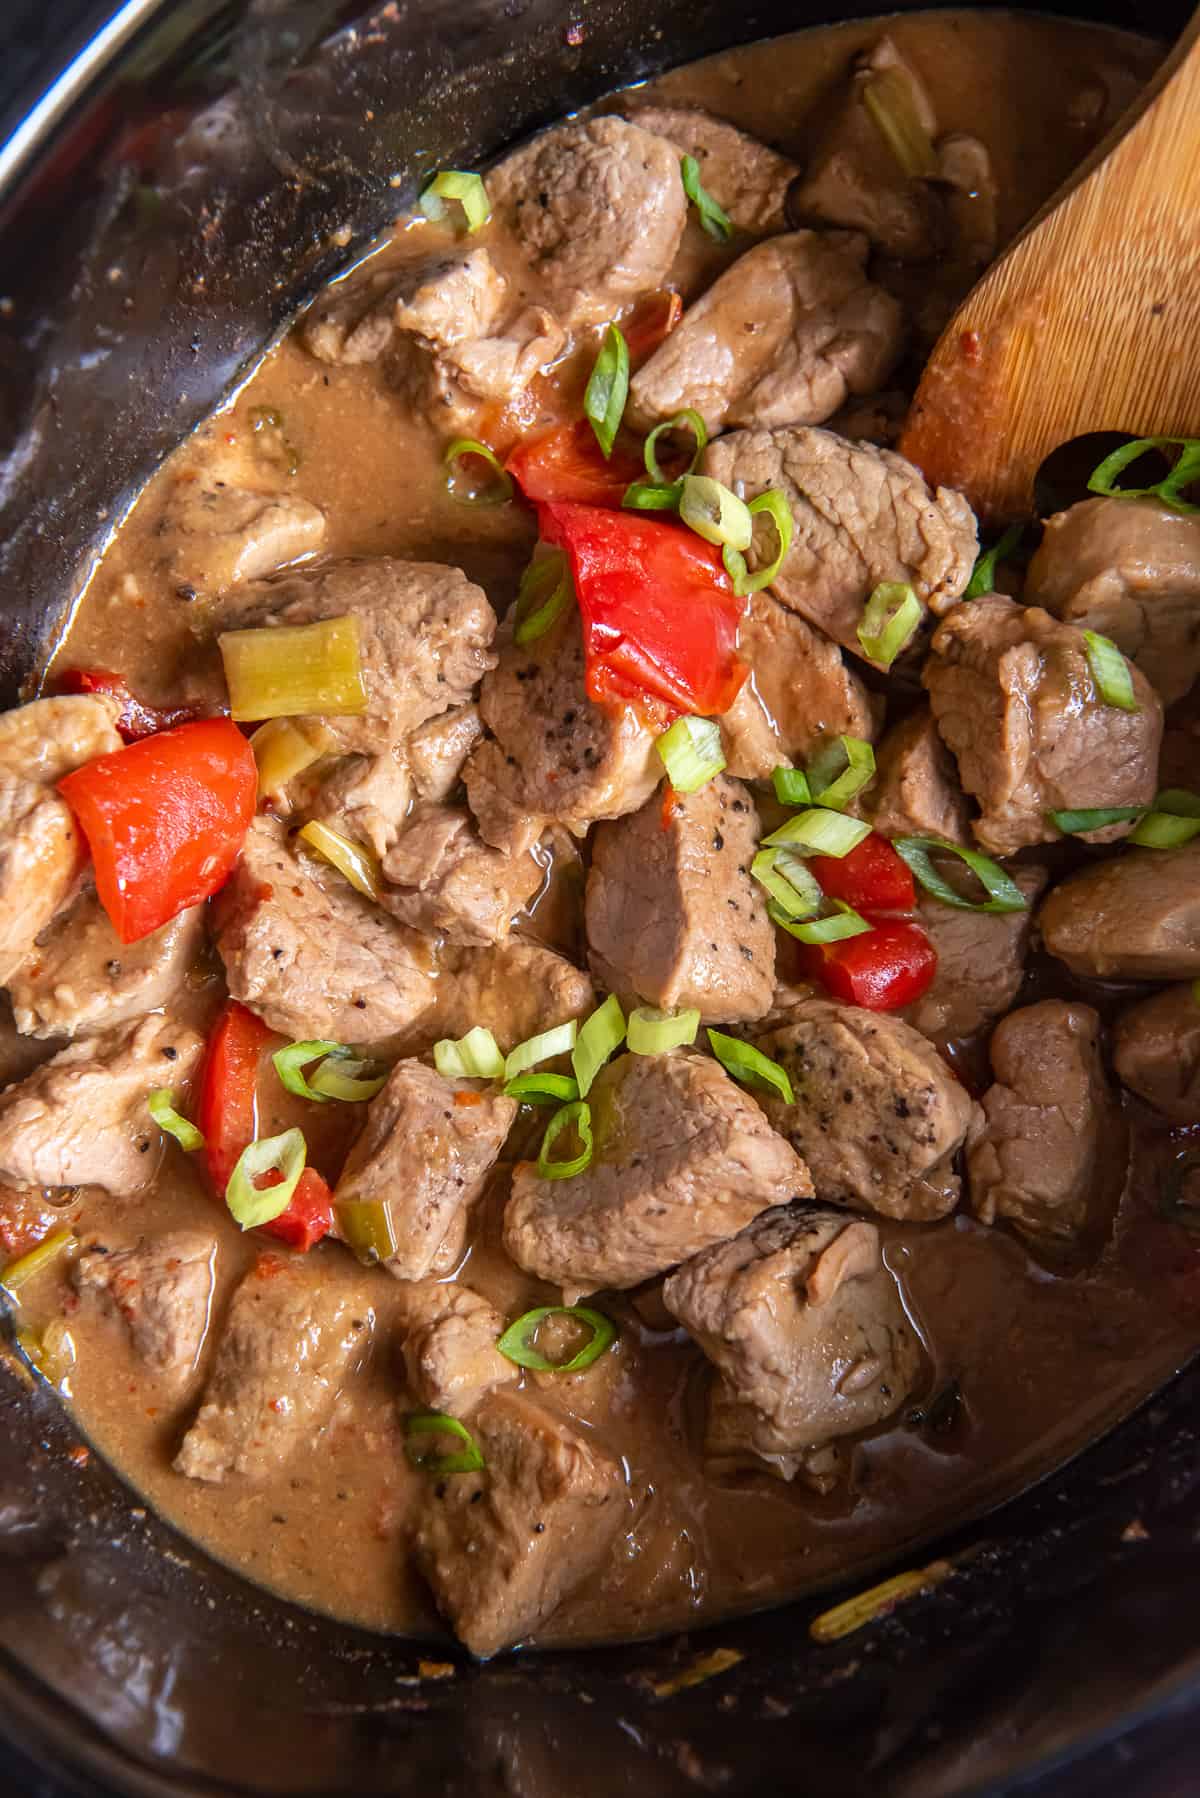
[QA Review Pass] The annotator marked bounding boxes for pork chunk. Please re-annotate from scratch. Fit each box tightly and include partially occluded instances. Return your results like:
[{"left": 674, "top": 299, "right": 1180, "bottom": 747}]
[
  {"left": 10, "top": 890, "right": 204, "bottom": 1039},
  {"left": 719, "top": 592, "right": 880, "bottom": 781},
  {"left": 924, "top": 595, "right": 1162, "bottom": 857},
  {"left": 905, "top": 866, "right": 1046, "bottom": 1042},
  {"left": 1026, "top": 496, "right": 1200, "bottom": 706},
  {"left": 407, "top": 704, "right": 483, "bottom": 804},
  {"left": 967, "top": 1001, "right": 1121, "bottom": 1249},
  {"left": 585, "top": 775, "right": 774, "bottom": 1023},
  {"left": 663, "top": 1205, "right": 920, "bottom": 1474},
  {"left": 431, "top": 939, "right": 595, "bottom": 1049},
  {"left": 158, "top": 481, "right": 325, "bottom": 596},
  {"left": 1039, "top": 842, "right": 1200, "bottom": 981},
  {"left": 1113, "top": 985, "right": 1200, "bottom": 1123},
  {"left": 866, "top": 704, "right": 971, "bottom": 845},
  {"left": 73, "top": 1231, "right": 215, "bottom": 1385},
  {"left": 302, "top": 251, "right": 508, "bottom": 364},
  {"left": 629, "top": 231, "right": 903, "bottom": 436},
  {"left": 335, "top": 1061, "right": 516, "bottom": 1281},
  {"left": 626, "top": 105, "right": 798, "bottom": 235},
  {"left": 756, "top": 1002, "right": 978, "bottom": 1220},
  {"left": 490, "top": 117, "right": 687, "bottom": 328},
  {"left": 504, "top": 1051, "right": 812, "bottom": 1296},
  {"left": 395, "top": 1280, "right": 516, "bottom": 1417},
  {"left": 700, "top": 426, "right": 977, "bottom": 660},
  {"left": 466, "top": 610, "right": 659, "bottom": 855},
  {"left": 381, "top": 805, "right": 545, "bottom": 946},
  {"left": 175, "top": 1260, "right": 373, "bottom": 1483},
  {"left": 0, "top": 1015, "right": 203, "bottom": 1196},
  {"left": 215, "top": 816, "right": 436, "bottom": 1043}
]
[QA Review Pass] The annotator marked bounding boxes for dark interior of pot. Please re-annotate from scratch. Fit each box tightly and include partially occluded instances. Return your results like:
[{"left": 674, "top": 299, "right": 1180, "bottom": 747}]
[{"left": 2, "top": 2, "right": 1200, "bottom": 1792}]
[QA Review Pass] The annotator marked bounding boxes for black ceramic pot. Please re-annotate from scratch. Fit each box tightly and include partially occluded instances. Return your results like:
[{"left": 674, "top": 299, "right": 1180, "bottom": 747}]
[{"left": 1, "top": 3, "right": 1199, "bottom": 1793}]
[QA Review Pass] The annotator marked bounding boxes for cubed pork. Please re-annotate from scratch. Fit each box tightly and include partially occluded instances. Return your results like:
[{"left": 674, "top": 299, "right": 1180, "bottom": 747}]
[
  {"left": 904, "top": 865, "right": 1046, "bottom": 1042},
  {"left": 430, "top": 939, "right": 595, "bottom": 1049},
  {"left": 302, "top": 250, "right": 508, "bottom": 365},
  {"left": 866, "top": 704, "right": 971, "bottom": 845},
  {"left": 155, "top": 421, "right": 325, "bottom": 596},
  {"left": 10, "top": 889, "right": 204, "bottom": 1039},
  {"left": 73, "top": 1231, "right": 215, "bottom": 1385},
  {"left": 381, "top": 805, "right": 545, "bottom": 946},
  {"left": 1114, "top": 985, "right": 1200, "bottom": 1124},
  {"left": 395, "top": 1280, "right": 516, "bottom": 1417},
  {"left": 407, "top": 704, "right": 483, "bottom": 804},
  {"left": 1038, "top": 842, "right": 1200, "bottom": 980},
  {"left": 626, "top": 104, "right": 799, "bottom": 235}
]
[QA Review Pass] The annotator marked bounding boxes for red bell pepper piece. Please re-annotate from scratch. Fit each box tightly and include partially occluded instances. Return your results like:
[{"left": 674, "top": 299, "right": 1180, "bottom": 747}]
[
  {"left": 507, "top": 420, "right": 644, "bottom": 508},
  {"left": 622, "top": 289, "right": 683, "bottom": 365},
  {"left": 58, "top": 717, "right": 256, "bottom": 943},
  {"left": 539, "top": 500, "right": 749, "bottom": 718},
  {"left": 798, "top": 920, "right": 937, "bottom": 1012},
  {"left": 260, "top": 1169, "right": 336, "bottom": 1251},
  {"left": 56, "top": 668, "right": 206, "bottom": 743},
  {"left": 809, "top": 832, "right": 916, "bottom": 919}
]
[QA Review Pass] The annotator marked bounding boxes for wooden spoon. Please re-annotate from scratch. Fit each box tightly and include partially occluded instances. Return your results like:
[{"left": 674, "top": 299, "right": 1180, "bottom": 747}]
[{"left": 898, "top": 9, "right": 1200, "bottom": 525}]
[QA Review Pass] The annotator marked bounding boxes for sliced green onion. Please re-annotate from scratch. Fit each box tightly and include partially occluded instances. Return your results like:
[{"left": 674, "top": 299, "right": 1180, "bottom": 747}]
[
  {"left": 643, "top": 410, "right": 707, "bottom": 484},
  {"left": 496, "top": 1305, "right": 617, "bottom": 1372},
  {"left": 308, "top": 1056, "right": 389, "bottom": 1103},
  {"left": 513, "top": 549, "right": 571, "bottom": 645},
  {"left": 1087, "top": 436, "right": 1200, "bottom": 514},
  {"left": 444, "top": 437, "right": 514, "bottom": 507},
  {"left": 404, "top": 1411, "right": 485, "bottom": 1474},
  {"left": 433, "top": 1027, "right": 506, "bottom": 1080},
  {"left": 226, "top": 1128, "right": 307, "bottom": 1230},
  {"left": 751, "top": 848, "right": 822, "bottom": 919},
  {"left": 707, "top": 1029, "right": 793, "bottom": 1105},
  {"left": 762, "top": 808, "right": 872, "bottom": 857},
  {"left": 336, "top": 1196, "right": 398, "bottom": 1264},
  {"left": 722, "top": 490, "right": 794, "bottom": 597},
  {"left": 622, "top": 480, "right": 682, "bottom": 512},
  {"left": 893, "top": 836, "right": 1028, "bottom": 913},
  {"left": 503, "top": 1019, "right": 579, "bottom": 1083},
  {"left": 1047, "top": 806, "right": 1146, "bottom": 835},
  {"left": 148, "top": 1088, "right": 205, "bottom": 1152},
  {"left": 571, "top": 994, "right": 626, "bottom": 1097},
  {"left": 418, "top": 169, "right": 492, "bottom": 233},
  {"left": 537, "top": 1100, "right": 594, "bottom": 1180},
  {"left": 1192, "top": 979, "right": 1200, "bottom": 1007},
  {"left": 964, "top": 523, "right": 1023, "bottom": 600},
  {"left": 627, "top": 1006, "right": 701, "bottom": 1054},
  {"left": 772, "top": 766, "right": 812, "bottom": 807},
  {"left": 1083, "top": 629, "right": 1138, "bottom": 712},
  {"left": 656, "top": 714, "right": 726, "bottom": 794},
  {"left": 297, "top": 820, "right": 384, "bottom": 904},
  {"left": 219, "top": 617, "right": 368, "bottom": 721},
  {"left": 680, "top": 153, "right": 733, "bottom": 241},
  {"left": 273, "top": 1039, "right": 342, "bottom": 1102},
  {"left": 0, "top": 1228, "right": 75, "bottom": 1297},
  {"left": 503, "top": 1072, "right": 580, "bottom": 1106},
  {"left": 857, "top": 582, "right": 923, "bottom": 668},
  {"left": 584, "top": 323, "right": 630, "bottom": 460},
  {"left": 807, "top": 735, "right": 876, "bottom": 811},
  {"left": 862, "top": 66, "right": 939, "bottom": 178},
  {"left": 679, "top": 474, "right": 752, "bottom": 551},
  {"left": 771, "top": 898, "right": 872, "bottom": 944},
  {"left": 1128, "top": 789, "right": 1200, "bottom": 849}
]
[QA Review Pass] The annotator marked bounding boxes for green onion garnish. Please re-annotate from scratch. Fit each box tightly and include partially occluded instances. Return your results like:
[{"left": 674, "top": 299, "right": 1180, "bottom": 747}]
[
  {"left": 707, "top": 1029, "right": 793, "bottom": 1105},
  {"left": 807, "top": 735, "right": 876, "bottom": 812},
  {"left": 751, "top": 847, "right": 822, "bottom": 920},
  {"left": 433, "top": 1027, "right": 506, "bottom": 1080},
  {"left": 225, "top": 1128, "right": 307, "bottom": 1231},
  {"left": 418, "top": 169, "right": 492, "bottom": 234},
  {"left": 571, "top": 994, "right": 626, "bottom": 1098},
  {"left": 679, "top": 474, "right": 752, "bottom": 551},
  {"left": 1129, "top": 789, "right": 1200, "bottom": 849},
  {"left": 1082, "top": 629, "right": 1138, "bottom": 712},
  {"left": 336, "top": 1196, "right": 398, "bottom": 1264},
  {"left": 297, "top": 819, "right": 383, "bottom": 903},
  {"left": 622, "top": 480, "right": 683, "bottom": 511},
  {"left": 680, "top": 153, "right": 733, "bottom": 241},
  {"left": 513, "top": 549, "right": 572, "bottom": 646},
  {"left": 761, "top": 808, "right": 872, "bottom": 857},
  {"left": 537, "top": 1100, "right": 594, "bottom": 1180},
  {"left": 584, "top": 323, "right": 630, "bottom": 460},
  {"left": 893, "top": 836, "right": 1028, "bottom": 913},
  {"left": 0, "top": 1228, "right": 75, "bottom": 1297},
  {"left": 772, "top": 766, "right": 812, "bottom": 807},
  {"left": 770, "top": 898, "right": 873, "bottom": 944},
  {"left": 503, "top": 1072, "right": 580, "bottom": 1106},
  {"left": 308, "top": 1055, "right": 389, "bottom": 1103},
  {"left": 404, "top": 1411, "right": 485, "bottom": 1475},
  {"left": 504, "top": 1019, "right": 579, "bottom": 1083},
  {"left": 861, "top": 66, "right": 939, "bottom": 178},
  {"left": 722, "top": 490, "right": 793, "bottom": 597},
  {"left": 656, "top": 714, "right": 726, "bottom": 794},
  {"left": 1087, "top": 436, "right": 1200, "bottom": 515},
  {"left": 1047, "top": 806, "right": 1146, "bottom": 835},
  {"left": 148, "top": 1088, "right": 205, "bottom": 1152},
  {"left": 496, "top": 1304, "right": 617, "bottom": 1371},
  {"left": 644, "top": 410, "right": 708, "bottom": 484},
  {"left": 272, "top": 1039, "right": 342, "bottom": 1102},
  {"left": 964, "top": 523, "right": 1023, "bottom": 600},
  {"left": 444, "top": 437, "right": 514, "bottom": 507},
  {"left": 626, "top": 1005, "right": 701, "bottom": 1055},
  {"left": 857, "top": 582, "right": 923, "bottom": 668}
]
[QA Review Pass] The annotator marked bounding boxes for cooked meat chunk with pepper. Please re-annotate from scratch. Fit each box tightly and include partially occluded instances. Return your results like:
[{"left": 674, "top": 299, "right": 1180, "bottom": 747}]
[
  {"left": 504, "top": 1051, "right": 811, "bottom": 1297},
  {"left": 1113, "top": 985, "right": 1200, "bottom": 1124},
  {"left": 585, "top": 775, "right": 775, "bottom": 1023},
  {"left": 381, "top": 805, "right": 545, "bottom": 946},
  {"left": 215, "top": 816, "right": 437, "bottom": 1044},
  {"left": 1026, "top": 496, "right": 1200, "bottom": 706},
  {"left": 175, "top": 1259, "right": 373, "bottom": 1483},
  {"left": 0, "top": 1015, "right": 203, "bottom": 1196},
  {"left": 756, "top": 1002, "right": 979, "bottom": 1220},
  {"left": 335, "top": 1061, "right": 517, "bottom": 1282},
  {"left": 489, "top": 116, "right": 687, "bottom": 327},
  {"left": 664, "top": 1206, "right": 920, "bottom": 1479},
  {"left": 10, "top": 890, "right": 204, "bottom": 1040},
  {"left": 73, "top": 1231, "right": 215, "bottom": 1385},
  {"left": 628, "top": 231, "right": 903, "bottom": 435},
  {"left": 904, "top": 866, "right": 1046, "bottom": 1042},
  {"left": 924, "top": 595, "right": 1162, "bottom": 857},
  {"left": 627, "top": 104, "right": 799, "bottom": 235},
  {"left": 1038, "top": 841, "right": 1200, "bottom": 980},
  {"left": 866, "top": 704, "right": 971, "bottom": 844},
  {"left": 430, "top": 939, "right": 595, "bottom": 1049},
  {"left": 967, "top": 1000, "right": 1122, "bottom": 1250},
  {"left": 395, "top": 1280, "right": 517, "bottom": 1417},
  {"left": 410, "top": 1388, "right": 627, "bottom": 1657},
  {"left": 700, "top": 426, "right": 977, "bottom": 661},
  {"left": 407, "top": 704, "right": 484, "bottom": 804}
]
